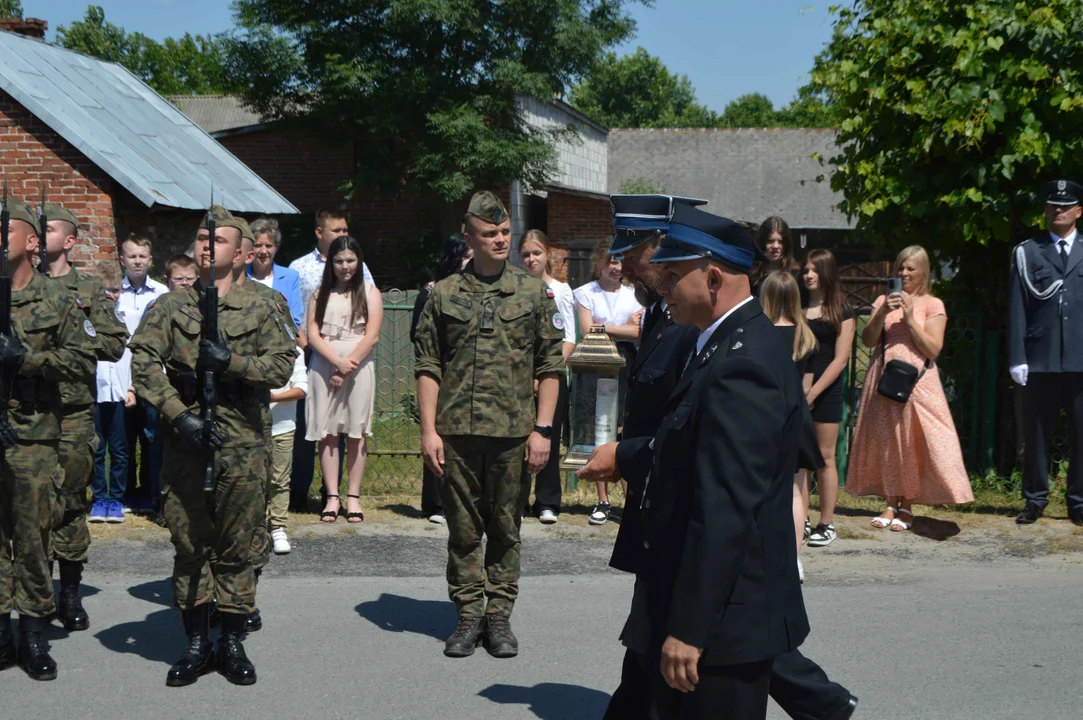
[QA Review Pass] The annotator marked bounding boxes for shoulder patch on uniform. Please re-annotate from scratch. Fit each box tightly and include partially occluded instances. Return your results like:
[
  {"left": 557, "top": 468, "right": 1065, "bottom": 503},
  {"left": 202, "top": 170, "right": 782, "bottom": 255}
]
[
  {"left": 552, "top": 312, "right": 564, "bottom": 331},
  {"left": 84, "top": 319, "right": 97, "bottom": 338},
  {"left": 76, "top": 298, "right": 86, "bottom": 310},
  {"left": 545, "top": 288, "right": 555, "bottom": 299},
  {"left": 104, "top": 290, "right": 116, "bottom": 301},
  {"left": 284, "top": 321, "right": 295, "bottom": 340},
  {"left": 275, "top": 302, "right": 285, "bottom": 314}
]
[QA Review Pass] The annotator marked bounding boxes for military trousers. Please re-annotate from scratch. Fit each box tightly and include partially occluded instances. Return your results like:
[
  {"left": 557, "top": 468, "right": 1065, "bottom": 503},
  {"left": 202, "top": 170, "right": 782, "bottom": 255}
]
[
  {"left": 52, "top": 405, "right": 97, "bottom": 564},
  {"left": 440, "top": 435, "right": 527, "bottom": 617},
  {"left": 249, "top": 429, "right": 275, "bottom": 574},
  {"left": 0, "top": 440, "right": 61, "bottom": 618},
  {"left": 161, "top": 437, "right": 266, "bottom": 615}
]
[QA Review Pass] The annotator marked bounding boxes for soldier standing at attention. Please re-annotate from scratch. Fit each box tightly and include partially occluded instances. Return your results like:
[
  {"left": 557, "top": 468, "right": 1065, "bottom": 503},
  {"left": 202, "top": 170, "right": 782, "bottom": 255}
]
[
  {"left": 129, "top": 208, "right": 294, "bottom": 687},
  {"left": 414, "top": 191, "right": 564, "bottom": 659},
  {"left": 1010, "top": 180, "right": 1083, "bottom": 525},
  {"left": 41, "top": 203, "right": 128, "bottom": 633},
  {"left": 0, "top": 200, "right": 96, "bottom": 681}
]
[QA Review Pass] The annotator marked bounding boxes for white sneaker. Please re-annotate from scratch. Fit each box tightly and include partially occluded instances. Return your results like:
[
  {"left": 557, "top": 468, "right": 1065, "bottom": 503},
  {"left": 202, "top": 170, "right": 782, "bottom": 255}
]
[
  {"left": 271, "top": 528, "right": 291, "bottom": 555},
  {"left": 538, "top": 508, "right": 558, "bottom": 525},
  {"left": 797, "top": 558, "right": 804, "bottom": 584},
  {"left": 428, "top": 513, "right": 446, "bottom": 525}
]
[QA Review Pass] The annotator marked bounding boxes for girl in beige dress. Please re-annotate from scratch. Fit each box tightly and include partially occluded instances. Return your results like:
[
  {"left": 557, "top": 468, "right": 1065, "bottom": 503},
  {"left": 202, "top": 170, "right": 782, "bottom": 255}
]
[{"left": 305, "top": 236, "right": 383, "bottom": 523}]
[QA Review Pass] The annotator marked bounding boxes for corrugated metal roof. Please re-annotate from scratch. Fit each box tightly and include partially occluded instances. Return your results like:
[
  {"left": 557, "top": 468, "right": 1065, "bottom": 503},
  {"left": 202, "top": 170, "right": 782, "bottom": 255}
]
[{"left": 0, "top": 31, "right": 297, "bottom": 214}]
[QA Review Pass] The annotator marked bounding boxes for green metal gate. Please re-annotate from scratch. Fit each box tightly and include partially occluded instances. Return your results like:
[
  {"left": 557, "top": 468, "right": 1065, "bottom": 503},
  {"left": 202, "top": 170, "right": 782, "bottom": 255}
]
[{"left": 365, "top": 288, "right": 424, "bottom": 495}]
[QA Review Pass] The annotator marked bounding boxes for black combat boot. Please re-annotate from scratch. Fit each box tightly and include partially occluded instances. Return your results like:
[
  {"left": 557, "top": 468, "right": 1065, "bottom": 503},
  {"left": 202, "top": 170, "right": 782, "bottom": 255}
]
[
  {"left": 57, "top": 560, "right": 90, "bottom": 631},
  {"left": 17, "top": 615, "right": 58, "bottom": 681},
  {"left": 217, "top": 612, "right": 257, "bottom": 685},
  {"left": 166, "top": 605, "right": 215, "bottom": 687},
  {"left": 444, "top": 615, "right": 486, "bottom": 658},
  {"left": 0, "top": 614, "right": 15, "bottom": 671},
  {"left": 484, "top": 613, "right": 519, "bottom": 658}
]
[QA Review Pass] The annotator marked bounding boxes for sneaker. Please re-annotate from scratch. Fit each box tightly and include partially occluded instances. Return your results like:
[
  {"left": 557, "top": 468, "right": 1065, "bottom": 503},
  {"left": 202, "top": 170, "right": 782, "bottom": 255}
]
[
  {"left": 588, "top": 502, "right": 611, "bottom": 526},
  {"left": 807, "top": 523, "right": 836, "bottom": 547},
  {"left": 271, "top": 528, "right": 291, "bottom": 555},
  {"left": 428, "top": 513, "right": 446, "bottom": 525},
  {"left": 538, "top": 508, "right": 558, "bottom": 525},
  {"left": 106, "top": 501, "right": 126, "bottom": 524},
  {"left": 88, "top": 500, "right": 108, "bottom": 524},
  {"left": 803, "top": 519, "right": 812, "bottom": 544},
  {"left": 121, "top": 503, "right": 133, "bottom": 515}
]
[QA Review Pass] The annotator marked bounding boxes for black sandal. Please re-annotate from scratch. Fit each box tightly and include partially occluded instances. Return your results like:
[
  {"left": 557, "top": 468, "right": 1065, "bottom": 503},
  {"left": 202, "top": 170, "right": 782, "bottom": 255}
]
[
  {"left": 321, "top": 494, "right": 340, "bottom": 523},
  {"left": 345, "top": 494, "right": 364, "bottom": 523}
]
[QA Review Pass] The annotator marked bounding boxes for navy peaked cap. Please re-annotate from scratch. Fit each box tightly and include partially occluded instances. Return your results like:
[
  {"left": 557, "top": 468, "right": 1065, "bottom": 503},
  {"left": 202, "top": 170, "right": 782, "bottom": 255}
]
[
  {"left": 1043, "top": 180, "right": 1083, "bottom": 206},
  {"left": 649, "top": 205, "right": 767, "bottom": 272},
  {"left": 609, "top": 194, "right": 708, "bottom": 254}
]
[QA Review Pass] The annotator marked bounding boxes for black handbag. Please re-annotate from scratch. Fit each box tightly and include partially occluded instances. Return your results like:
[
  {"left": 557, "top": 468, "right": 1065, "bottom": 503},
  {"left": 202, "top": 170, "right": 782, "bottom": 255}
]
[{"left": 876, "top": 329, "right": 931, "bottom": 403}]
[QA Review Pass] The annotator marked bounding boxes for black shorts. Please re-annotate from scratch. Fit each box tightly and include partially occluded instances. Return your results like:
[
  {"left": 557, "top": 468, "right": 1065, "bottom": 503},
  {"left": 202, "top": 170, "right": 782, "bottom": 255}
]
[{"left": 810, "top": 384, "right": 844, "bottom": 424}]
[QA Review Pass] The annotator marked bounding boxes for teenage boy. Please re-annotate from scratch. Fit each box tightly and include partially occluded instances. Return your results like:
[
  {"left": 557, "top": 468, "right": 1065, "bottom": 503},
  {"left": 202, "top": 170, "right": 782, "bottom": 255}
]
[
  {"left": 116, "top": 236, "right": 168, "bottom": 514},
  {"left": 91, "top": 261, "right": 130, "bottom": 524}
]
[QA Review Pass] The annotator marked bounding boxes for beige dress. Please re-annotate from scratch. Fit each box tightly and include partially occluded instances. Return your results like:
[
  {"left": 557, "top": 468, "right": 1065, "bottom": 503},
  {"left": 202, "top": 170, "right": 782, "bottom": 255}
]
[{"left": 306, "top": 291, "right": 375, "bottom": 441}]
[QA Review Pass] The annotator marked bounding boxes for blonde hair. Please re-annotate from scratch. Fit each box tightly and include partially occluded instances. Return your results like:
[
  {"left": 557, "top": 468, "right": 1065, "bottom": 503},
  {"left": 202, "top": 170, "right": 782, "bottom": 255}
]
[
  {"left": 761, "top": 271, "right": 818, "bottom": 362},
  {"left": 893, "top": 245, "right": 932, "bottom": 296},
  {"left": 520, "top": 229, "right": 553, "bottom": 274}
]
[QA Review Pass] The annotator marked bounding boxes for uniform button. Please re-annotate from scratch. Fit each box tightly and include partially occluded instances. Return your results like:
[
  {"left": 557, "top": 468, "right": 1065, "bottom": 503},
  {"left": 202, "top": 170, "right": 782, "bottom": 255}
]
[
  {"left": 643, "top": 540, "right": 650, "bottom": 550},
  {"left": 644, "top": 499, "right": 651, "bottom": 509}
]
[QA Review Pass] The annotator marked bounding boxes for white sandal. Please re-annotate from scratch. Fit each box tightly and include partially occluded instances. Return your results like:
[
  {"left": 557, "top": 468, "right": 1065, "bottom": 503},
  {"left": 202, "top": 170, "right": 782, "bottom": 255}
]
[
  {"left": 871, "top": 506, "right": 897, "bottom": 529},
  {"left": 889, "top": 508, "right": 913, "bottom": 532}
]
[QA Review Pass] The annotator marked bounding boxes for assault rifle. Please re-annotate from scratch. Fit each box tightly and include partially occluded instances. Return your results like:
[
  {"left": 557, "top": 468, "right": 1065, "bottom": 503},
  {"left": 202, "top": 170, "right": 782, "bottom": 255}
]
[
  {"left": 202, "top": 189, "right": 218, "bottom": 509},
  {"left": 37, "top": 183, "right": 47, "bottom": 276},
  {"left": 0, "top": 179, "right": 15, "bottom": 448}
]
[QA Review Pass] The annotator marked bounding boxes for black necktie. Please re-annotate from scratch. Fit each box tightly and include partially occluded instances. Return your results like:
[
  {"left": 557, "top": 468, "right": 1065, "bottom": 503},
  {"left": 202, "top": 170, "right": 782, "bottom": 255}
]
[
  {"left": 647, "top": 304, "right": 661, "bottom": 332},
  {"left": 1060, "top": 240, "right": 1069, "bottom": 271}
]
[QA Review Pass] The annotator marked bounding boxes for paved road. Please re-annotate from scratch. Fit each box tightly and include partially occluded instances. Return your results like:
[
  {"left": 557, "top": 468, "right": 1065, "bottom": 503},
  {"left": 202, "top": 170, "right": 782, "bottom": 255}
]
[{"left": 2, "top": 534, "right": 1081, "bottom": 720}]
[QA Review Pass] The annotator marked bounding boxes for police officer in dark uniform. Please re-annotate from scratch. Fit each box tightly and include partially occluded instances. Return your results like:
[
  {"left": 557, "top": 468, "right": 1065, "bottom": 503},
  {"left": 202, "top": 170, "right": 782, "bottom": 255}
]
[
  {"left": 583, "top": 203, "right": 856, "bottom": 720},
  {"left": 1009, "top": 180, "right": 1083, "bottom": 525}
]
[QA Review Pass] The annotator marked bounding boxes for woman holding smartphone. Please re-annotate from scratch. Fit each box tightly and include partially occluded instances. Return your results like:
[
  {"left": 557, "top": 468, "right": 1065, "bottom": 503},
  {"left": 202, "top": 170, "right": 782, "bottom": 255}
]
[
  {"left": 802, "top": 249, "right": 855, "bottom": 547},
  {"left": 847, "top": 246, "right": 972, "bottom": 528}
]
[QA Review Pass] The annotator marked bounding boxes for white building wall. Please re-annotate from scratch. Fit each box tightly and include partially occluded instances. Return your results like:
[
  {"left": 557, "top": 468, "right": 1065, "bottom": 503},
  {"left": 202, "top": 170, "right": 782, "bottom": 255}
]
[{"left": 518, "top": 96, "right": 608, "bottom": 196}]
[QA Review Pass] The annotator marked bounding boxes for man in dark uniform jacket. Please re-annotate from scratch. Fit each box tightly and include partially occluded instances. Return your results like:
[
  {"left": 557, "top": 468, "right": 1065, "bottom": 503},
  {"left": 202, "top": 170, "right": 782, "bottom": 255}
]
[
  {"left": 583, "top": 206, "right": 854, "bottom": 719},
  {"left": 1010, "top": 180, "right": 1083, "bottom": 525}
]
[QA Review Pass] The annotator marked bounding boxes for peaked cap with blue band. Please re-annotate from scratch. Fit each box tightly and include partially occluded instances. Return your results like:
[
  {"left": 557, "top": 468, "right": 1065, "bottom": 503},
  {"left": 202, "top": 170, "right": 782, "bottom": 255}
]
[
  {"left": 609, "top": 194, "right": 708, "bottom": 255},
  {"left": 649, "top": 204, "right": 767, "bottom": 272}
]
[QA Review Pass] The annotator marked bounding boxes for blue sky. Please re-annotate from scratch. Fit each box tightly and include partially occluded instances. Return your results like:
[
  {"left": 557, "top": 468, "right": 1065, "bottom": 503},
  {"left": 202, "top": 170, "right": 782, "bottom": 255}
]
[{"left": 33, "top": 0, "right": 835, "bottom": 112}]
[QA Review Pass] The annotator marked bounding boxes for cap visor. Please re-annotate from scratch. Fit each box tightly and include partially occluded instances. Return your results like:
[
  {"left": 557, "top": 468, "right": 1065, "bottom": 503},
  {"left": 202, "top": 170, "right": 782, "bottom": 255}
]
[
  {"left": 1047, "top": 199, "right": 1080, "bottom": 206},
  {"left": 609, "top": 235, "right": 648, "bottom": 255},
  {"left": 649, "top": 246, "right": 705, "bottom": 263}
]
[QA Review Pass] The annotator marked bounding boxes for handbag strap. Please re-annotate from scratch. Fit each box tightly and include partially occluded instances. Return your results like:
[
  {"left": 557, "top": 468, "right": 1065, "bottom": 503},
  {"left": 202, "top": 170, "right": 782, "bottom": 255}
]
[{"left": 879, "top": 326, "right": 933, "bottom": 380}]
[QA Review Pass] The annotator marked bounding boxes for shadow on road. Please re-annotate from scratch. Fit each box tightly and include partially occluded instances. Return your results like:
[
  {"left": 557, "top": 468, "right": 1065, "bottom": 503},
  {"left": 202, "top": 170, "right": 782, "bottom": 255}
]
[
  {"left": 911, "top": 516, "right": 961, "bottom": 541},
  {"left": 479, "top": 683, "right": 611, "bottom": 720},
  {"left": 128, "top": 578, "right": 174, "bottom": 607},
  {"left": 355, "top": 593, "right": 456, "bottom": 641},
  {"left": 95, "top": 607, "right": 181, "bottom": 666}
]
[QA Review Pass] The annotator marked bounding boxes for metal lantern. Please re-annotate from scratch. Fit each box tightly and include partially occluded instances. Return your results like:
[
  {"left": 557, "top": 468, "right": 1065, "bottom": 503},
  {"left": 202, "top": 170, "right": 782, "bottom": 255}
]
[{"left": 560, "top": 326, "right": 627, "bottom": 472}]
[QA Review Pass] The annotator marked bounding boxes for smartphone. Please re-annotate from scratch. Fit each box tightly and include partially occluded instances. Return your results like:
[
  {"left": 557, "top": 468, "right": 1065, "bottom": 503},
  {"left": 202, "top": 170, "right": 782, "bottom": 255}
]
[{"left": 887, "top": 278, "right": 903, "bottom": 294}]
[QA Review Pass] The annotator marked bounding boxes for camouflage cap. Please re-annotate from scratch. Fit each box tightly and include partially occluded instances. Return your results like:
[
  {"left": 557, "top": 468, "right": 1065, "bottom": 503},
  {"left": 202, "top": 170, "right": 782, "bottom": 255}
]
[
  {"left": 43, "top": 202, "right": 80, "bottom": 231},
  {"left": 5, "top": 199, "right": 40, "bottom": 235},
  {"left": 464, "top": 191, "right": 508, "bottom": 226},
  {"left": 198, "top": 204, "right": 249, "bottom": 240}
]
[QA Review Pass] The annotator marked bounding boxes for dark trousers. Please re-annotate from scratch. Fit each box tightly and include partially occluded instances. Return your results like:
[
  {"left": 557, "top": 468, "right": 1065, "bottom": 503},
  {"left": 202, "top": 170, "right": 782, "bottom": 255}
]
[
  {"left": 1023, "top": 372, "right": 1083, "bottom": 511},
  {"left": 770, "top": 649, "right": 851, "bottom": 720},
  {"left": 604, "top": 649, "right": 651, "bottom": 720},
  {"left": 93, "top": 401, "right": 128, "bottom": 502},
  {"left": 124, "top": 401, "right": 161, "bottom": 511},
  {"left": 652, "top": 659, "right": 773, "bottom": 720},
  {"left": 290, "top": 397, "right": 316, "bottom": 510},
  {"left": 421, "top": 465, "right": 442, "bottom": 516},
  {"left": 520, "top": 373, "right": 568, "bottom": 514}
]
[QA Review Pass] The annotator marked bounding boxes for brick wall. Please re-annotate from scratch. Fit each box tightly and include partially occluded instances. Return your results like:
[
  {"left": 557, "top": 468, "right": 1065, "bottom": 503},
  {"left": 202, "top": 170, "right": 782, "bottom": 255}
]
[
  {"left": 0, "top": 90, "right": 116, "bottom": 269},
  {"left": 545, "top": 191, "right": 611, "bottom": 284}
]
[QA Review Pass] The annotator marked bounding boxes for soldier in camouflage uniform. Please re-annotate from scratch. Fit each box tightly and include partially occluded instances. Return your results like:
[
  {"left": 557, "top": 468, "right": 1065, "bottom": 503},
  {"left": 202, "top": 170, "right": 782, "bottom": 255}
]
[
  {"left": 414, "top": 191, "right": 564, "bottom": 659},
  {"left": 0, "top": 201, "right": 96, "bottom": 681},
  {"left": 129, "top": 208, "right": 294, "bottom": 687},
  {"left": 41, "top": 203, "right": 128, "bottom": 632}
]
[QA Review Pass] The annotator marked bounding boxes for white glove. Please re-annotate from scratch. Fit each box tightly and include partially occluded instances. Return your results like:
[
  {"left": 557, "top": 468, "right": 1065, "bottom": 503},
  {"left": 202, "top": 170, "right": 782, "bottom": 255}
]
[{"left": 1010, "top": 364, "right": 1028, "bottom": 387}]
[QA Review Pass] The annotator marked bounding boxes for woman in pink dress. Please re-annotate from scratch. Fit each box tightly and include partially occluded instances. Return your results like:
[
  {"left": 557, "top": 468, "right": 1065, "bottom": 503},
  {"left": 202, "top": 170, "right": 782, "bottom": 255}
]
[{"left": 846, "top": 245, "right": 973, "bottom": 531}]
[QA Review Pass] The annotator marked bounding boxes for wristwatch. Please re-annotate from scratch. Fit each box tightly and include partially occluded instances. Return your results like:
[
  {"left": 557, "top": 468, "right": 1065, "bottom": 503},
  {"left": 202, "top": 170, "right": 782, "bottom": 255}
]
[{"left": 533, "top": 424, "right": 553, "bottom": 439}]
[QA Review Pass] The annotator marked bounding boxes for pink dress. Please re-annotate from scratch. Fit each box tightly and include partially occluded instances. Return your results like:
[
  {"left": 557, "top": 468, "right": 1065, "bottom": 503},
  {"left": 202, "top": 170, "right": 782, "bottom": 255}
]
[
  {"left": 846, "top": 295, "right": 974, "bottom": 506},
  {"left": 305, "top": 291, "right": 376, "bottom": 441}
]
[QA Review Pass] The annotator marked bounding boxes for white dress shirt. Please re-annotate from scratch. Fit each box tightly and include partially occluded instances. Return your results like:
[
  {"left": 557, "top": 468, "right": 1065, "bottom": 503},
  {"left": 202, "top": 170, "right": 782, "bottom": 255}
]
[
  {"left": 270, "top": 349, "right": 309, "bottom": 436},
  {"left": 696, "top": 296, "right": 754, "bottom": 356},
  {"left": 290, "top": 247, "right": 375, "bottom": 311},
  {"left": 1050, "top": 229, "right": 1077, "bottom": 259},
  {"left": 545, "top": 278, "right": 576, "bottom": 345},
  {"left": 105, "top": 275, "right": 168, "bottom": 400}
]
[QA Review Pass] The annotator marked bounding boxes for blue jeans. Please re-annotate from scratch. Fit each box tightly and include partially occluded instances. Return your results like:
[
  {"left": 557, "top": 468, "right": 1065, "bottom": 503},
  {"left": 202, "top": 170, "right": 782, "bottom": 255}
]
[
  {"left": 124, "top": 401, "right": 162, "bottom": 510},
  {"left": 93, "top": 401, "right": 128, "bottom": 502}
]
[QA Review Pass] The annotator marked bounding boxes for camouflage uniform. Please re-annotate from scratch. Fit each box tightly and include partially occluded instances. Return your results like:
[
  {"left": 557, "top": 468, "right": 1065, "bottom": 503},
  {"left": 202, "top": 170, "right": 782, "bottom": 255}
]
[
  {"left": 129, "top": 281, "right": 294, "bottom": 615},
  {"left": 46, "top": 205, "right": 128, "bottom": 565},
  {"left": 413, "top": 197, "right": 564, "bottom": 618},
  {"left": 0, "top": 265, "right": 96, "bottom": 619}
]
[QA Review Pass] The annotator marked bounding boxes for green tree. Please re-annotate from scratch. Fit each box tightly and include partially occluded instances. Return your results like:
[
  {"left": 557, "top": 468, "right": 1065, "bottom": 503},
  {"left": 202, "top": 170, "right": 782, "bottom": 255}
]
[
  {"left": 569, "top": 47, "right": 719, "bottom": 128},
  {"left": 227, "top": 0, "right": 647, "bottom": 201},
  {"left": 619, "top": 176, "right": 667, "bottom": 194},
  {"left": 809, "top": 0, "right": 1083, "bottom": 318},
  {"left": 719, "top": 93, "right": 776, "bottom": 128},
  {"left": 56, "top": 6, "right": 235, "bottom": 94},
  {"left": 0, "top": 1, "right": 22, "bottom": 17}
]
